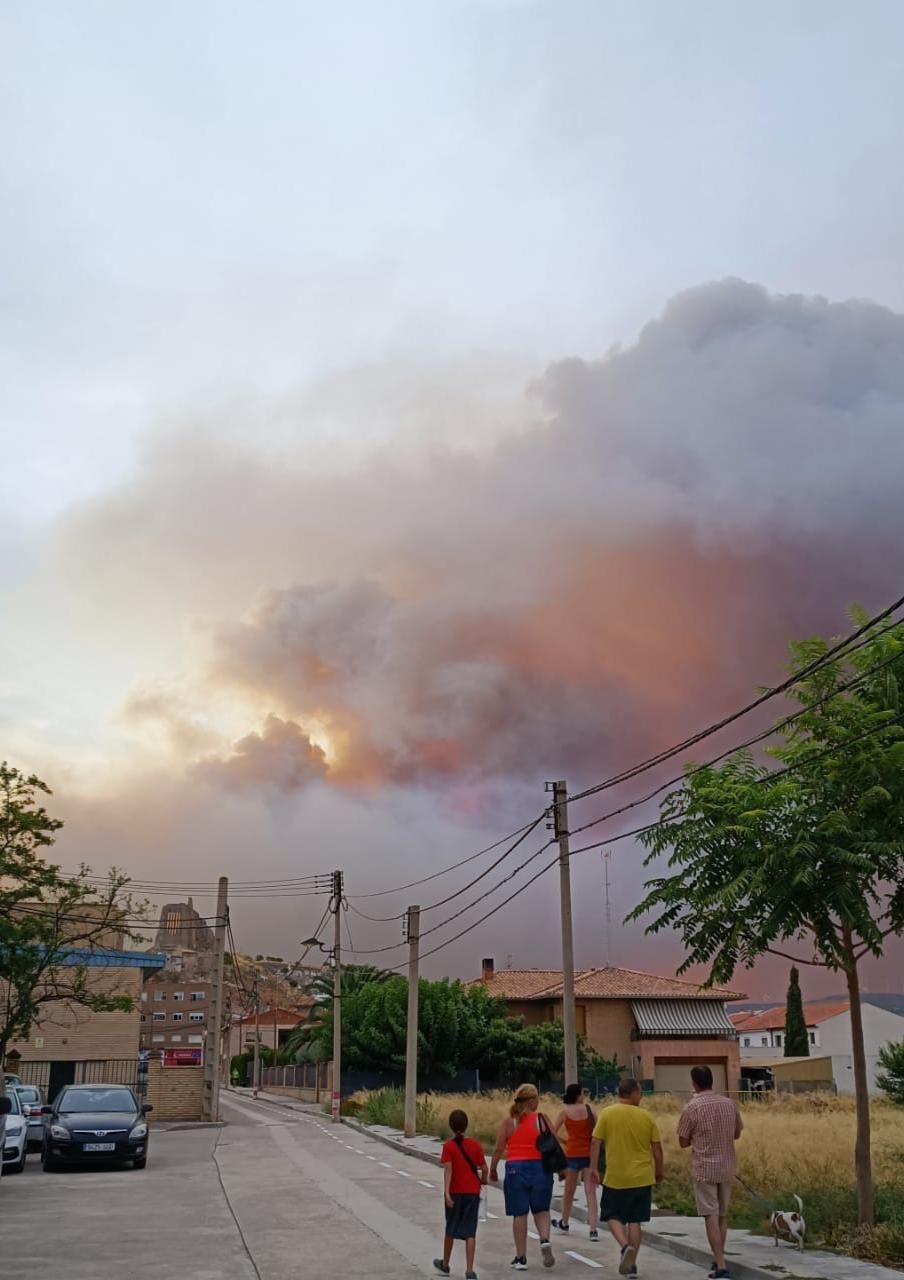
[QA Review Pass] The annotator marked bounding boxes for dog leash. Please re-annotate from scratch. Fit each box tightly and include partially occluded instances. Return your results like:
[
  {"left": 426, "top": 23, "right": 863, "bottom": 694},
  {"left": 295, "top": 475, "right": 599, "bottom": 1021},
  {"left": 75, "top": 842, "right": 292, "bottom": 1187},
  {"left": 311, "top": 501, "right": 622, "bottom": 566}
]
[{"left": 734, "top": 1173, "right": 772, "bottom": 1208}]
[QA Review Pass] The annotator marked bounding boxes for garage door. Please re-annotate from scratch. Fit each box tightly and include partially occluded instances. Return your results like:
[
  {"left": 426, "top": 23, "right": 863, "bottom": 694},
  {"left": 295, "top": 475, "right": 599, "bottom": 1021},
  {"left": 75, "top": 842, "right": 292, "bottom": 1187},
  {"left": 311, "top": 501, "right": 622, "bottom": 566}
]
[{"left": 654, "top": 1062, "right": 727, "bottom": 1093}]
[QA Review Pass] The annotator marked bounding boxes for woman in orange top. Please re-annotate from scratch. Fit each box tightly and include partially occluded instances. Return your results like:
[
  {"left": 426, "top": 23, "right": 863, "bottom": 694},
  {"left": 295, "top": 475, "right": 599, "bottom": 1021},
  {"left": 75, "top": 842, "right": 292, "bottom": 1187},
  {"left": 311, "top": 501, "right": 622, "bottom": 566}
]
[
  {"left": 551, "top": 1084, "right": 599, "bottom": 1240},
  {"left": 489, "top": 1083, "right": 557, "bottom": 1270}
]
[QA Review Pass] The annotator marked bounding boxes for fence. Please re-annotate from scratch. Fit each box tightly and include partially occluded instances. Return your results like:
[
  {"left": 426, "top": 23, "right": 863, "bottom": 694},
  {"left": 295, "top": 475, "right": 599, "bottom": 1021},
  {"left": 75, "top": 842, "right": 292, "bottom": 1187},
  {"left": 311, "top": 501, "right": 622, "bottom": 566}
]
[{"left": 15, "top": 1057, "right": 145, "bottom": 1103}]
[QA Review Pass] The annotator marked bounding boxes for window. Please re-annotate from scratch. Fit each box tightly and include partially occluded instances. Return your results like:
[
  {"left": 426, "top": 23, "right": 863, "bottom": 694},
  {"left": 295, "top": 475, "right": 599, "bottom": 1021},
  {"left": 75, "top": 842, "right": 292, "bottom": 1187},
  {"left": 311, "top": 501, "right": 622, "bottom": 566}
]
[
  {"left": 154, "top": 990, "right": 166, "bottom": 1002},
  {"left": 809, "top": 1031, "right": 816, "bottom": 1045},
  {"left": 188, "top": 1034, "right": 204, "bottom": 1044},
  {"left": 152, "top": 1034, "right": 164, "bottom": 1043},
  {"left": 760, "top": 1036, "right": 768, "bottom": 1046},
  {"left": 774, "top": 1033, "right": 782, "bottom": 1046},
  {"left": 575, "top": 1004, "right": 587, "bottom": 1038},
  {"left": 189, "top": 1012, "right": 205, "bottom": 1023},
  {"left": 171, "top": 1035, "right": 182, "bottom": 1043},
  {"left": 140, "top": 991, "right": 148, "bottom": 1003},
  {"left": 172, "top": 1013, "right": 184, "bottom": 1023},
  {"left": 153, "top": 1012, "right": 166, "bottom": 1023},
  {"left": 140, "top": 1014, "right": 147, "bottom": 1023},
  {"left": 190, "top": 991, "right": 206, "bottom": 1002},
  {"left": 742, "top": 1037, "right": 750, "bottom": 1047},
  {"left": 173, "top": 991, "right": 185, "bottom": 1002}
]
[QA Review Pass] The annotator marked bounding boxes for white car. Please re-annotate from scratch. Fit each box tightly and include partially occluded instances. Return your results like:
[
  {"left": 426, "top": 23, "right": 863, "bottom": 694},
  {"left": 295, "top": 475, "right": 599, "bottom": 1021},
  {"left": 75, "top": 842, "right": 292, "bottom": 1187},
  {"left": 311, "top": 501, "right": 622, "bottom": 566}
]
[{"left": 1, "top": 1090, "right": 28, "bottom": 1175}]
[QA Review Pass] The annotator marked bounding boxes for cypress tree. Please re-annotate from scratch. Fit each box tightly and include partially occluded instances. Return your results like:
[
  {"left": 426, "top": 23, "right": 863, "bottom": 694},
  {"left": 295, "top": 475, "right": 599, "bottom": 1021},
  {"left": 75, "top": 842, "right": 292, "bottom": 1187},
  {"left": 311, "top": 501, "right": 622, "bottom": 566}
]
[{"left": 784, "top": 966, "right": 810, "bottom": 1057}]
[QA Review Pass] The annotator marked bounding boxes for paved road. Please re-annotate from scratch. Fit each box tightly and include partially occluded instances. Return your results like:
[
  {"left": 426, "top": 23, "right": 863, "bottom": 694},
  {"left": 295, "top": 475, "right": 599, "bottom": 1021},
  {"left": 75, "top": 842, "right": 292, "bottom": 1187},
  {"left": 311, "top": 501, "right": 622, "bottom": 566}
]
[{"left": 0, "top": 1090, "right": 712, "bottom": 1280}]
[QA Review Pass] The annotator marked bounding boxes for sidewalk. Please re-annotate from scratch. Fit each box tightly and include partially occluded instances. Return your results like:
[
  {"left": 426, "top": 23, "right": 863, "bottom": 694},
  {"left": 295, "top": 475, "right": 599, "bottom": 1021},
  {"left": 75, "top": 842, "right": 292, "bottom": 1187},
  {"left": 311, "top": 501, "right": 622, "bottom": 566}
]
[{"left": 332, "top": 1110, "right": 902, "bottom": 1280}]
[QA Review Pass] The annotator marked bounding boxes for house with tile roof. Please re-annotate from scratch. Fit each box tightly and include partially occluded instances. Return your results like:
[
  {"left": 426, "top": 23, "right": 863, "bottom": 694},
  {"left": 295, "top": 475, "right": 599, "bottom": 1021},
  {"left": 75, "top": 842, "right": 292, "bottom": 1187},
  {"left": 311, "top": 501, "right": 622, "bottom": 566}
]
[
  {"left": 732, "top": 999, "right": 904, "bottom": 1094},
  {"left": 472, "top": 959, "right": 746, "bottom": 1093}
]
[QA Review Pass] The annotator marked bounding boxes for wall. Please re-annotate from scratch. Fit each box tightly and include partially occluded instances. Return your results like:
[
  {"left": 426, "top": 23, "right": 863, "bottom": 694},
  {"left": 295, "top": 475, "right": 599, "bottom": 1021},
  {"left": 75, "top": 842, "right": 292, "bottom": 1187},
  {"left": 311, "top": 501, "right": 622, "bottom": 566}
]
[
  {"left": 7, "top": 966, "right": 141, "bottom": 1062},
  {"left": 145, "top": 1059, "right": 205, "bottom": 1121},
  {"left": 818, "top": 1005, "right": 904, "bottom": 1094},
  {"left": 583, "top": 1000, "right": 637, "bottom": 1070},
  {"left": 637, "top": 1037, "right": 741, "bottom": 1092}
]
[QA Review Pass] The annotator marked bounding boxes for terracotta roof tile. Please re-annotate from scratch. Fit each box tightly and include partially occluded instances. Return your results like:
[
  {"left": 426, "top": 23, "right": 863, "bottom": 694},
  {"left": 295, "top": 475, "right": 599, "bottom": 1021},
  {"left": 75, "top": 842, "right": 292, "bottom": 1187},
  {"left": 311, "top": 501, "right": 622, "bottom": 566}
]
[
  {"left": 732, "top": 1000, "right": 850, "bottom": 1032},
  {"left": 472, "top": 966, "right": 745, "bottom": 1002}
]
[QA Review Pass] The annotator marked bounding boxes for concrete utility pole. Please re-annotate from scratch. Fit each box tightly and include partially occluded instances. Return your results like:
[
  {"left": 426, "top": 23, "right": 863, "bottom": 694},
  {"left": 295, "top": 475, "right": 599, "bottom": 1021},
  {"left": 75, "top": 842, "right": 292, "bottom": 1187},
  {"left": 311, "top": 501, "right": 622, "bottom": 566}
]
[
  {"left": 331, "top": 869, "right": 343, "bottom": 1123},
  {"left": 550, "top": 780, "right": 578, "bottom": 1084},
  {"left": 202, "top": 876, "right": 228, "bottom": 1122},
  {"left": 252, "top": 982, "right": 261, "bottom": 1097},
  {"left": 403, "top": 904, "right": 421, "bottom": 1138}
]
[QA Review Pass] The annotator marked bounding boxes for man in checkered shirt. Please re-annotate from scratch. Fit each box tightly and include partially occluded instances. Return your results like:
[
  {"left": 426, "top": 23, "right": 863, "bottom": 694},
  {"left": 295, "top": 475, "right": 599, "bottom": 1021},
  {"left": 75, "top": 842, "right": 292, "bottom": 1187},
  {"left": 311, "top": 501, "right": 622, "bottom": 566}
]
[{"left": 677, "top": 1066, "right": 743, "bottom": 1279}]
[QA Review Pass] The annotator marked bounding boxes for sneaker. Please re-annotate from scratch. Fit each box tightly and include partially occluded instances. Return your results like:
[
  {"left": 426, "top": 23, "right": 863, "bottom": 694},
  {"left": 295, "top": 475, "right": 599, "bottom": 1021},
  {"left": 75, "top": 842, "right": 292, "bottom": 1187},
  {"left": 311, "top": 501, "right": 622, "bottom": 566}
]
[
  {"left": 551, "top": 1219, "right": 570, "bottom": 1234},
  {"left": 433, "top": 1264, "right": 450, "bottom": 1276},
  {"left": 630, "top": 1268, "right": 638, "bottom": 1278},
  {"left": 708, "top": 1264, "right": 718, "bottom": 1279},
  {"left": 712, "top": 1271, "right": 730, "bottom": 1279},
  {"left": 619, "top": 1245, "right": 637, "bottom": 1276},
  {"left": 541, "top": 1241, "right": 556, "bottom": 1269},
  {"left": 510, "top": 1258, "right": 528, "bottom": 1271},
  {"left": 466, "top": 1273, "right": 478, "bottom": 1279},
  {"left": 588, "top": 1230, "right": 599, "bottom": 1243}
]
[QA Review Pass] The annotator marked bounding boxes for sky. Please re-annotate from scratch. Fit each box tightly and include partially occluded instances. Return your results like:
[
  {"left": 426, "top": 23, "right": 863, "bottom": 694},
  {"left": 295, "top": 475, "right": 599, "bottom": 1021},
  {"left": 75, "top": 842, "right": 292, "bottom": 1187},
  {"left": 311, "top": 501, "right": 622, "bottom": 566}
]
[{"left": 3, "top": 1, "right": 904, "bottom": 999}]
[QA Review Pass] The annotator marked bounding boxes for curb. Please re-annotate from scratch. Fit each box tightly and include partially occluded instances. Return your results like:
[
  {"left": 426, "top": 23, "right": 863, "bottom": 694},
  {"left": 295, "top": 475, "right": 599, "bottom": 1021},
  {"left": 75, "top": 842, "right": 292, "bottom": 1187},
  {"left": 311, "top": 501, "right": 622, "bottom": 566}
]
[{"left": 341, "top": 1116, "right": 444, "bottom": 1169}]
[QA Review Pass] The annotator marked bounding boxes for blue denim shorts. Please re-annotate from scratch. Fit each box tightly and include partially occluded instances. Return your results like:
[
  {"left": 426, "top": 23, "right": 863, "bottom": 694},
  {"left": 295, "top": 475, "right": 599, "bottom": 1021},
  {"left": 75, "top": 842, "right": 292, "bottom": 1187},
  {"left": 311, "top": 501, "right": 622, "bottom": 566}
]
[
  {"left": 504, "top": 1159, "right": 554, "bottom": 1216},
  {"left": 566, "top": 1156, "right": 590, "bottom": 1172}
]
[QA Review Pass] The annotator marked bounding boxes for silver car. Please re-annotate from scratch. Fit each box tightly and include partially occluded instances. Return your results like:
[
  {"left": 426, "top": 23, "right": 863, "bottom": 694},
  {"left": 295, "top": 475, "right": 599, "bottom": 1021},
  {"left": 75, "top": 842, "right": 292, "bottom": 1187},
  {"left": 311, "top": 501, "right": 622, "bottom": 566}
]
[
  {"left": 1, "top": 1089, "right": 28, "bottom": 1175},
  {"left": 11, "top": 1085, "right": 45, "bottom": 1150}
]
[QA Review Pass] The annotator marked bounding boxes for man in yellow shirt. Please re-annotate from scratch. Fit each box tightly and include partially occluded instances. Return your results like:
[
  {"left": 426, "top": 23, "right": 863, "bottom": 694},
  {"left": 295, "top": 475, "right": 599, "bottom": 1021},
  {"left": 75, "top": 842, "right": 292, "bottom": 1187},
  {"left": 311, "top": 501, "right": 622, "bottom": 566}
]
[{"left": 590, "top": 1078, "right": 663, "bottom": 1276}]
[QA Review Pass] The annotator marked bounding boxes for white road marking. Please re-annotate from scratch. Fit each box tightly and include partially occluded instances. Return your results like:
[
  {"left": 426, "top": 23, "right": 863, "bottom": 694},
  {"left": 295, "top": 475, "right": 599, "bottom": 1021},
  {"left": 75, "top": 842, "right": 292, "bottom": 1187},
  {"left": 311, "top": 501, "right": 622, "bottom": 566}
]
[
  {"left": 528, "top": 1230, "right": 540, "bottom": 1240},
  {"left": 397, "top": 1170, "right": 413, "bottom": 1178},
  {"left": 378, "top": 1161, "right": 393, "bottom": 1168},
  {"left": 566, "top": 1252, "right": 603, "bottom": 1269},
  {"left": 418, "top": 1180, "right": 435, "bottom": 1188},
  {"left": 367, "top": 1155, "right": 378, "bottom": 1161},
  {"left": 487, "top": 1211, "right": 499, "bottom": 1219}
]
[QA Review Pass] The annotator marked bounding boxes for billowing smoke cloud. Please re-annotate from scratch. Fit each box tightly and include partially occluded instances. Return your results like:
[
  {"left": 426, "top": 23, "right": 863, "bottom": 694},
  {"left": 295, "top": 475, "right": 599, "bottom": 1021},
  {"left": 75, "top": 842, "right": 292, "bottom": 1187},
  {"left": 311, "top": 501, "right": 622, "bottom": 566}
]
[
  {"left": 189, "top": 279, "right": 904, "bottom": 791},
  {"left": 13, "top": 279, "right": 904, "bottom": 993}
]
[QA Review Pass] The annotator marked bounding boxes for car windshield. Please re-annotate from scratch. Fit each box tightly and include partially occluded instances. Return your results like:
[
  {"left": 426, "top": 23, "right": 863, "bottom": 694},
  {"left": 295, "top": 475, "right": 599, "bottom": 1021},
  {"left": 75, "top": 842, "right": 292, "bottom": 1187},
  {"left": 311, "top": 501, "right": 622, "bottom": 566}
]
[
  {"left": 13, "top": 1087, "right": 40, "bottom": 1105},
  {"left": 58, "top": 1088, "right": 136, "bottom": 1114}
]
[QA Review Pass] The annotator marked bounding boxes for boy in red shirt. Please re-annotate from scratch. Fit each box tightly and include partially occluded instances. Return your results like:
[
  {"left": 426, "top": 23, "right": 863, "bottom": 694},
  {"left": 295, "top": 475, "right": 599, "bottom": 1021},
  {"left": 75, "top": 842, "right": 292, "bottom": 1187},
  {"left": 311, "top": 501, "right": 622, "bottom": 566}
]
[{"left": 435, "top": 1109, "right": 487, "bottom": 1280}]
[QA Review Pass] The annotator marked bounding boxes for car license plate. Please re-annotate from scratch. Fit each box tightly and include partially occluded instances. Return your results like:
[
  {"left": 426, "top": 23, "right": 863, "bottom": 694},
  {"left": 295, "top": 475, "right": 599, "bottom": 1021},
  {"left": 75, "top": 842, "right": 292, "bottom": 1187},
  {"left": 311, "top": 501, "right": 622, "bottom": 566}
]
[{"left": 83, "top": 1142, "right": 116, "bottom": 1152}]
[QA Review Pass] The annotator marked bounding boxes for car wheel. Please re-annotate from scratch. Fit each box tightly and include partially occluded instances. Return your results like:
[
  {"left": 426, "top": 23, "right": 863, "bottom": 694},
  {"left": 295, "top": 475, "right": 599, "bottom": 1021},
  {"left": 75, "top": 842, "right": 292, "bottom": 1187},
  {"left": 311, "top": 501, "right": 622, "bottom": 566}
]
[
  {"left": 41, "top": 1150, "right": 59, "bottom": 1173},
  {"left": 132, "top": 1156, "right": 147, "bottom": 1170},
  {"left": 11, "top": 1152, "right": 26, "bottom": 1174}
]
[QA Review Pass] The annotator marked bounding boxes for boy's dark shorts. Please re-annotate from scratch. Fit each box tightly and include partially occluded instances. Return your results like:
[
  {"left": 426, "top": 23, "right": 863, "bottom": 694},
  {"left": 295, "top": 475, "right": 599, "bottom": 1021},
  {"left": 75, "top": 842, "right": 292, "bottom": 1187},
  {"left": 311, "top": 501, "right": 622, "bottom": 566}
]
[
  {"left": 600, "top": 1184, "right": 653, "bottom": 1224},
  {"left": 445, "top": 1193, "right": 480, "bottom": 1239}
]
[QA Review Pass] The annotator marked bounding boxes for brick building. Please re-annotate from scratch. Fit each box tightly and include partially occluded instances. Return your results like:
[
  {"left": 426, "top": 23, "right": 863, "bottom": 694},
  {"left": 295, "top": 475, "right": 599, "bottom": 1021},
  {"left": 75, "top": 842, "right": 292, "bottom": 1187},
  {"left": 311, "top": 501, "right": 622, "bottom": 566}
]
[
  {"left": 139, "top": 971, "right": 231, "bottom": 1052},
  {"left": 472, "top": 960, "right": 744, "bottom": 1092}
]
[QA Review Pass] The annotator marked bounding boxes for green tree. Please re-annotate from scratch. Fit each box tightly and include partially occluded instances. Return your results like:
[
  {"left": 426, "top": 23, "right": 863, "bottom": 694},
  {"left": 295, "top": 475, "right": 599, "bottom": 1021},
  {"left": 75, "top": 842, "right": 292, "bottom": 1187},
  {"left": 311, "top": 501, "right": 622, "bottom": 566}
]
[
  {"left": 629, "top": 614, "right": 904, "bottom": 1225},
  {"left": 784, "top": 966, "right": 809, "bottom": 1057},
  {"left": 876, "top": 1040, "right": 904, "bottom": 1106},
  {"left": 0, "top": 763, "right": 142, "bottom": 1084}
]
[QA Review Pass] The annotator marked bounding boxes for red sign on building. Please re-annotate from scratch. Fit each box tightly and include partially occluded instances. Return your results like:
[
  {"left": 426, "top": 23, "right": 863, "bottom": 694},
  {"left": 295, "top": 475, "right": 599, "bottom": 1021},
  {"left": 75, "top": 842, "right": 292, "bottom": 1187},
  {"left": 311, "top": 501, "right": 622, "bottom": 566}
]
[{"left": 162, "top": 1047, "right": 203, "bottom": 1067}]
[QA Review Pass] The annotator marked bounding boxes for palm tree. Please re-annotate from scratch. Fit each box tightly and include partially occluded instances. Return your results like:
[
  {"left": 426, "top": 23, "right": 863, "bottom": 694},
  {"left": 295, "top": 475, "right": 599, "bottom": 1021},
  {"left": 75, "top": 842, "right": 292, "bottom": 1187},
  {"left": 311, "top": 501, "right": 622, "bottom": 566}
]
[{"left": 282, "top": 964, "right": 392, "bottom": 1061}]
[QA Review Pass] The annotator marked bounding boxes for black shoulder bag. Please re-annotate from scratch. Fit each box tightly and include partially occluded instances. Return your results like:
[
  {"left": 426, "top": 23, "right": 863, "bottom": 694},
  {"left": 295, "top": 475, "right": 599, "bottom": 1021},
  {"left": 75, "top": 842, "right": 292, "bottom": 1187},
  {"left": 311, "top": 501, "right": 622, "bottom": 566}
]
[{"left": 535, "top": 1114, "right": 567, "bottom": 1175}]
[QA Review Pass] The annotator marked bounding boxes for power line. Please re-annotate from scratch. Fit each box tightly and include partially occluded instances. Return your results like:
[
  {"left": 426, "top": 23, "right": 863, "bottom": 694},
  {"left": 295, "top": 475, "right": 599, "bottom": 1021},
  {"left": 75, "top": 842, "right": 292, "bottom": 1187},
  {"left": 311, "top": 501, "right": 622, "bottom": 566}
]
[
  {"left": 345, "top": 813, "right": 548, "bottom": 901},
  {"left": 569, "top": 593, "right": 904, "bottom": 805},
  {"left": 567, "top": 638, "right": 904, "bottom": 844}
]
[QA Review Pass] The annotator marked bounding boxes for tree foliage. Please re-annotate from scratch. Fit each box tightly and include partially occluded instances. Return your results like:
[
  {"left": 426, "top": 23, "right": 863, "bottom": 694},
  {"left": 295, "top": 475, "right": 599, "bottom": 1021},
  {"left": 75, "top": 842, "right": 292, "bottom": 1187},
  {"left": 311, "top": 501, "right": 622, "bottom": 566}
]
[
  {"left": 0, "top": 763, "right": 143, "bottom": 1074},
  {"left": 876, "top": 1039, "right": 904, "bottom": 1106},
  {"left": 629, "top": 614, "right": 904, "bottom": 1224},
  {"left": 784, "top": 966, "right": 809, "bottom": 1057}
]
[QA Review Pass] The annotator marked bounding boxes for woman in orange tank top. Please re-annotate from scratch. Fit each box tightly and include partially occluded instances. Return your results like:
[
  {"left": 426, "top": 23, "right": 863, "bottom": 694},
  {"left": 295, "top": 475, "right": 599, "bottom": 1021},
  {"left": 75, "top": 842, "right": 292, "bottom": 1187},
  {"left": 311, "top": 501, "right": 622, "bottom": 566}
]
[
  {"left": 489, "top": 1083, "right": 558, "bottom": 1270},
  {"left": 551, "top": 1084, "right": 599, "bottom": 1239}
]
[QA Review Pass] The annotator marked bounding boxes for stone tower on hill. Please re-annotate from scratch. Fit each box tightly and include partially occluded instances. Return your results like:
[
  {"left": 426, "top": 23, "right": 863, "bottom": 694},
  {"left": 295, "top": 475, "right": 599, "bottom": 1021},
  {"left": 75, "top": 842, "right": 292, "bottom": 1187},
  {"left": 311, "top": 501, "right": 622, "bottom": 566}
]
[{"left": 153, "top": 898, "right": 215, "bottom": 953}]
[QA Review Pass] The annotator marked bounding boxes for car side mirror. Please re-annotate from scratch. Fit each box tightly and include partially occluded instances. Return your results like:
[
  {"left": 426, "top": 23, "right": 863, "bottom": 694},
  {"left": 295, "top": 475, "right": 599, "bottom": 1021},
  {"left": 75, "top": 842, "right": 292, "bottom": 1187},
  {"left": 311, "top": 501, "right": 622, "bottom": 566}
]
[
  {"left": 41, "top": 1105, "right": 53, "bottom": 1114},
  {"left": 141, "top": 1104, "right": 153, "bottom": 1114},
  {"left": 0, "top": 1097, "right": 11, "bottom": 1115}
]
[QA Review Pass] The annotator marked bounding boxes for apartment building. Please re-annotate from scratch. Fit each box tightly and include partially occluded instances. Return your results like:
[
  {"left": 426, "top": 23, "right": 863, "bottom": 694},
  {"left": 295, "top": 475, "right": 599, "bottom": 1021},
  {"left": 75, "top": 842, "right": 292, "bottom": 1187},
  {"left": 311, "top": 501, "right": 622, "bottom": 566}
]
[{"left": 139, "top": 972, "right": 231, "bottom": 1051}]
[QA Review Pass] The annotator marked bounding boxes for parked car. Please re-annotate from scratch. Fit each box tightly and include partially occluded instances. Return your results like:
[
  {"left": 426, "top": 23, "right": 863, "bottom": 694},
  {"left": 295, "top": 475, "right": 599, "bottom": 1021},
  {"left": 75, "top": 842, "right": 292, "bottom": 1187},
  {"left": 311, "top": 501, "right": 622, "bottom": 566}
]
[
  {"left": 42, "top": 1085, "right": 152, "bottom": 1171},
  {"left": 3, "top": 1073, "right": 23, "bottom": 1088},
  {"left": 1, "top": 1089, "right": 28, "bottom": 1175},
  {"left": 11, "top": 1085, "right": 45, "bottom": 1150}
]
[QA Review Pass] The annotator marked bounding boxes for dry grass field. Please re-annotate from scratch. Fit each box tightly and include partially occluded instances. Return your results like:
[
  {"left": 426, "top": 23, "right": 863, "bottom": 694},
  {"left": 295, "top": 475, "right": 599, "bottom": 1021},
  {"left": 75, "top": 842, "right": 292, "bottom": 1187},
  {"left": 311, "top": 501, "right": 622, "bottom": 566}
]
[{"left": 350, "top": 1089, "right": 904, "bottom": 1267}]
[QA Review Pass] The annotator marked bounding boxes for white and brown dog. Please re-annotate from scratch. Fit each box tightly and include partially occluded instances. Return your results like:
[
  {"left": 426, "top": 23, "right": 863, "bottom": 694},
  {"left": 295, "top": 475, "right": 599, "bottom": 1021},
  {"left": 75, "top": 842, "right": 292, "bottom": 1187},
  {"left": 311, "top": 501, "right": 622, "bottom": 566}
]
[{"left": 770, "top": 1196, "right": 806, "bottom": 1251}]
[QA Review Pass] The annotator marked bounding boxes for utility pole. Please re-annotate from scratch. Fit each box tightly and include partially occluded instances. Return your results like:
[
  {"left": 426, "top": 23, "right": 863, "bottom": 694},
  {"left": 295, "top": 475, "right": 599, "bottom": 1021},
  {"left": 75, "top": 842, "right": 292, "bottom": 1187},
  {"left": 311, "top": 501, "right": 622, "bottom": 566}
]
[
  {"left": 548, "top": 780, "right": 578, "bottom": 1084},
  {"left": 252, "top": 982, "right": 261, "bottom": 1097},
  {"left": 331, "top": 869, "right": 343, "bottom": 1123},
  {"left": 202, "top": 876, "right": 228, "bottom": 1122},
  {"left": 603, "top": 850, "right": 613, "bottom": 969},
  {"left": 403, "top": 904, "right": 421, "bottom": 1138}
]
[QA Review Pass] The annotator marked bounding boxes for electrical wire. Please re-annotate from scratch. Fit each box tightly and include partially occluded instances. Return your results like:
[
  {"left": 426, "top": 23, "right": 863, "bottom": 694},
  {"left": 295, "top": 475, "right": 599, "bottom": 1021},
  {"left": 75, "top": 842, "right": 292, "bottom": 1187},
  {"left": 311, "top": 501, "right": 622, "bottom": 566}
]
[
  {"left": 569, "top": 592, "right": 904, "bottom": 805},
  {"left": 345, "top": 813, "right": 548, "bottom": 901},
  {"left": 566, "top": 638, "right": 904, "bottom": 844}
]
